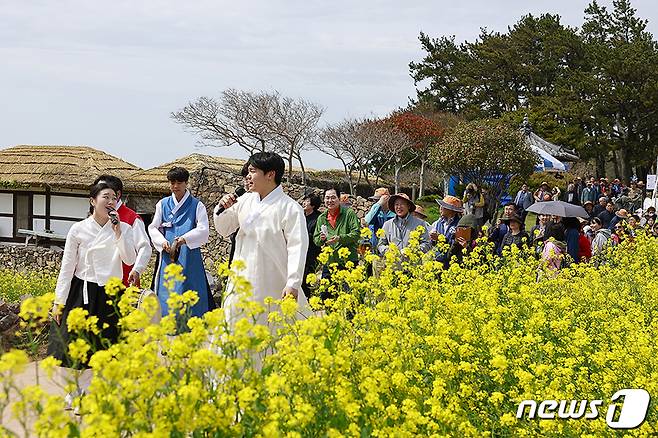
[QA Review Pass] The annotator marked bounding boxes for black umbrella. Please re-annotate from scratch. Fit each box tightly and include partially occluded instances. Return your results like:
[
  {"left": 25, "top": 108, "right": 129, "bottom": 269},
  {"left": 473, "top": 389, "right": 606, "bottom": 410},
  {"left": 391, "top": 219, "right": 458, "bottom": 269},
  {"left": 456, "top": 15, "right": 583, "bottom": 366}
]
[{"left": 525, "top": 200, "right": 589, "bottom": 218}]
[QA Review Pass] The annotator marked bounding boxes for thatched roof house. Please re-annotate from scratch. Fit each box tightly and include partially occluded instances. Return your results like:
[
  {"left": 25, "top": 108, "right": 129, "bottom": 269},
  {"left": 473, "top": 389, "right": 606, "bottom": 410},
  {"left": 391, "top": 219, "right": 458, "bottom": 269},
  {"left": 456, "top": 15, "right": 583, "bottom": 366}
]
[
  {"left": 0, "top": 145, "right": 140, "bottom": 191},
  {"left": 129, "top": 153, "right": 246, "bottom": 194},
  {"left": 0, "top": 145, "right": 164, "bottom": 243}
]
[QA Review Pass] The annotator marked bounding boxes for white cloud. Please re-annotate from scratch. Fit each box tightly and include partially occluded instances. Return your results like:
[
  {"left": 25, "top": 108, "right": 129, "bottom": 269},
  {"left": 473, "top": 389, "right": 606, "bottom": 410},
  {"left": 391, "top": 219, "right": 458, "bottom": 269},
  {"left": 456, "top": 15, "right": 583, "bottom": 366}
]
[{"left": 1, "top": 0, "right": 657, "bottom": 169}]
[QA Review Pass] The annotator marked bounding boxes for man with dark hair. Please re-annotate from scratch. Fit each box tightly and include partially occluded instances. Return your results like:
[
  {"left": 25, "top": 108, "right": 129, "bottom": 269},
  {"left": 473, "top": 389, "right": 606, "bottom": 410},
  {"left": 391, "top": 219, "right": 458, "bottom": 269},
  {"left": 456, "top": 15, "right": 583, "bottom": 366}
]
[
  {"left": 214, "top": 152, "right": 310, "bottom": 327},
  {"left": 148, "top": 166, "right": 213, "bottom": 319},
  {"left": 93, "top": 175, "right": 152, "bottom": 287},
  {"left": 597, "top": 201, "right": 616, "bottom": 228},
  {"left": 166, "top": 166, "right": 190, "bottom": 183},
  {"left": 246, "top": 152, "right": 285, "bottom": 185},
  {"left": 301, "top": 193, "right": 322, "bottom": 299}
]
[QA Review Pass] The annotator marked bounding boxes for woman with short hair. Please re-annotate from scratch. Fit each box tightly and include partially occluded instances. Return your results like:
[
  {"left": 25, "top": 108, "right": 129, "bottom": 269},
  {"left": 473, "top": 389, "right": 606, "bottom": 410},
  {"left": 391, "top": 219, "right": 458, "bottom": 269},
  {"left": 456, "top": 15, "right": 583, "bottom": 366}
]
[{"left": 49, "top": 181, "right": 136, "bottom": 406}]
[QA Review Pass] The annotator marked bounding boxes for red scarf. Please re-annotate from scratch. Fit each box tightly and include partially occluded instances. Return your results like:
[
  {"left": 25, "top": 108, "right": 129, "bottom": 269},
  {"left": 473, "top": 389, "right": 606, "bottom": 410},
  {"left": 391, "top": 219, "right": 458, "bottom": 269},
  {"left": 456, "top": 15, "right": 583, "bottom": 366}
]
[{"left": 327, "top": 208, "right": 341, "bottom": 229}]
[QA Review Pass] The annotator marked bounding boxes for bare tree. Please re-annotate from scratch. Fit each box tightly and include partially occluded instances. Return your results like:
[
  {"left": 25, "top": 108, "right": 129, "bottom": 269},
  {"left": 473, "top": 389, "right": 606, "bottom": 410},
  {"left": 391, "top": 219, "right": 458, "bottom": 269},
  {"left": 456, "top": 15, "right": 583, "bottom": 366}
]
[
  {"left": 314, "top": 117, "right": 417, "bottom": 194},
  {"left": 267, "top": 94, "right": 324, "bottom": 184},
  {"left": 172, "top": 89, "right": 323, "bottom": 183},
  {"left": 172, "top": 90, "right": 276, "bottom": 154},
  {"left": 315, "top": 118, "right": 370, "bottom": 194}
]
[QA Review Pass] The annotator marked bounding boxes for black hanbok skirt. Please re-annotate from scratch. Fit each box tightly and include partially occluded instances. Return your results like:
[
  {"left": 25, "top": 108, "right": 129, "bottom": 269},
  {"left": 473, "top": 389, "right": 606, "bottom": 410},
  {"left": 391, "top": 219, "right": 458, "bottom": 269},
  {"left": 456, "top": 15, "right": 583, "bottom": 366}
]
[{"left": 47, "top": 276, "right": 120, "bottom": 369}]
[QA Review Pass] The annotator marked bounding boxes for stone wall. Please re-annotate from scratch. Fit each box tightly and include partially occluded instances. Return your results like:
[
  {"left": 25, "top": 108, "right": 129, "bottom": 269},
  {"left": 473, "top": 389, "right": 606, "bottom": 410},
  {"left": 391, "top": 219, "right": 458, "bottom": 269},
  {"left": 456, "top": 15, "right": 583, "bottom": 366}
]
[
  {"left": 0, "top": 167, "right": 377, "bottom": 277},
  {"left": 0, "top": 245, "right": 62, "bottom": 273}
]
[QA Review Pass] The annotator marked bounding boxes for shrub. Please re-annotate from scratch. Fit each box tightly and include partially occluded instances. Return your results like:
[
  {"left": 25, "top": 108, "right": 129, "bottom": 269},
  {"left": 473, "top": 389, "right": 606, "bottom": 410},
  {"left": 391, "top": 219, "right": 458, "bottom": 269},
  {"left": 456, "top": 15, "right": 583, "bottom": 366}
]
[{"left": 416, "top": 194, "right": 441, "bottom": 203}]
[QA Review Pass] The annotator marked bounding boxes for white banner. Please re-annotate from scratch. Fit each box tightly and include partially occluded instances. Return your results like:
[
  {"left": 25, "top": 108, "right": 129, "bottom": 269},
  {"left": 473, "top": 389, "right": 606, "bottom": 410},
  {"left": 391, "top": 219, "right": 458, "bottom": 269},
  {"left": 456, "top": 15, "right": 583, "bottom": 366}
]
[{"left": 646, "top": 174, "right": 656, "bottom": 191}]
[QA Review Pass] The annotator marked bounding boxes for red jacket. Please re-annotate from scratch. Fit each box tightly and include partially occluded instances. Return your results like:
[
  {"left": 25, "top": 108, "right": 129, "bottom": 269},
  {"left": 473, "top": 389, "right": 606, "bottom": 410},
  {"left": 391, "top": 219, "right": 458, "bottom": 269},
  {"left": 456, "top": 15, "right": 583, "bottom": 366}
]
[
  {"left": 578, "top": 233, "right": 592, "bottom": 262},
  {"left": 117, "top": 203, "right": 142, "bottom": 287}
]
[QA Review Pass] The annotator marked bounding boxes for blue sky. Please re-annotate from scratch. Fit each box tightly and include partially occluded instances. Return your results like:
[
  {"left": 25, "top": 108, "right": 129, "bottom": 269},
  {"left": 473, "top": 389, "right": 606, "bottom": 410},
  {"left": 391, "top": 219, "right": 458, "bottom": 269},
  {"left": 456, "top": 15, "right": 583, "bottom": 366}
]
[{"left": 2, "top": 0, "right": 656, "bottom": 170}]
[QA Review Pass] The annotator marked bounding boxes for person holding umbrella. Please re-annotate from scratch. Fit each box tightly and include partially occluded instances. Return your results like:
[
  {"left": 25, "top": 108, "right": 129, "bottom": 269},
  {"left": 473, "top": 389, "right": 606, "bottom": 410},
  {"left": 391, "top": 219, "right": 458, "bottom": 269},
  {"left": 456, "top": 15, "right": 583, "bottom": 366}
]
[
  {"left": 525, "top": 199, "right": 590, "bottom": 220},
  {"left": 562, "top": 217, "right": 582, "bottom": 263}
]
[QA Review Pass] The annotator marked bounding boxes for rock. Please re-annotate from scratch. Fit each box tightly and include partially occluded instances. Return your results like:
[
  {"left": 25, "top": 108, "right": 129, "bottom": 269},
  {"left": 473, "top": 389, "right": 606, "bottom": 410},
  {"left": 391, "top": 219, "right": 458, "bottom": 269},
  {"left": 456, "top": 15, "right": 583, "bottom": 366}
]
[{"left": 0, "top": 300, "right": 20, "bottom": 333}]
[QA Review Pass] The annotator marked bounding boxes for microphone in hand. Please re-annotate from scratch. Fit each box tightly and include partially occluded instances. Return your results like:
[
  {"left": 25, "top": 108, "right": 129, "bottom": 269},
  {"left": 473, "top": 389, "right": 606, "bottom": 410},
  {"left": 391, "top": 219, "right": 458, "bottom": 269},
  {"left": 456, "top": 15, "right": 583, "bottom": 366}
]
[
  {"left": 107, "top": 206, "right": 119, "bottom": 225},
  {"left": 216, "top": 186, "right": 247, "bottom": 215}
]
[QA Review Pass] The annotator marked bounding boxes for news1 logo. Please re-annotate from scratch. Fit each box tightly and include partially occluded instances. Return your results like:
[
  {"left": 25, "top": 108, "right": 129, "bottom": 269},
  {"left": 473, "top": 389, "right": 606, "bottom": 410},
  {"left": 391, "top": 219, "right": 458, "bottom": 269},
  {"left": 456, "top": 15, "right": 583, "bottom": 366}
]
[{"left": 516, "top": 389, "right": 651, "bottom": 429}]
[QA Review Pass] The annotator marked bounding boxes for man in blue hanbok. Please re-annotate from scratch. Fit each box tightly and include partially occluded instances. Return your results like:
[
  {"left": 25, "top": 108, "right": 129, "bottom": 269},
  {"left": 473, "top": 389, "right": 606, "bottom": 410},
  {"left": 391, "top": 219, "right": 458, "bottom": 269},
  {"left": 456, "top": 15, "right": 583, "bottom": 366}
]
[{"left": 148, "top": 167, "right": 214, "bottom": 319}]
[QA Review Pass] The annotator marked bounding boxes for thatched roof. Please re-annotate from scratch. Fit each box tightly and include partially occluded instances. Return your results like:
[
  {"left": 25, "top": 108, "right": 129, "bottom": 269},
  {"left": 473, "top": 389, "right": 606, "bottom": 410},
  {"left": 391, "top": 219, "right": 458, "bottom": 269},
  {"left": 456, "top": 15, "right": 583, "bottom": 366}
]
[
  {"left": 129, "top": 152, "right": 384, "bottom": 194},
  {"left": 129, "top": 153, "right": 243, "bottom": 192},
  {"left": 0, "top": 145, "right": 140, "bottom": 191}
]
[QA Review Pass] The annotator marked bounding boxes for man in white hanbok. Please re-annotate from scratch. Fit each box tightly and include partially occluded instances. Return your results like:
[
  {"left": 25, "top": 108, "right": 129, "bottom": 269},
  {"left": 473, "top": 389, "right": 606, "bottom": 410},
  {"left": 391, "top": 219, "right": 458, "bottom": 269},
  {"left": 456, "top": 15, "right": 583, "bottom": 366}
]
[{"left": 214, "top": 152, "right": 310, "bottom": 327}]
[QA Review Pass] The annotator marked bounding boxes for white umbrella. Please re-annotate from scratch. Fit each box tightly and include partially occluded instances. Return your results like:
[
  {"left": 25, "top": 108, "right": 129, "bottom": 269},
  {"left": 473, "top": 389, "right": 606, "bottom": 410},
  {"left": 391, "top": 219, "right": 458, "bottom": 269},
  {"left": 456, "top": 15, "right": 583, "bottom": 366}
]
[{"left": 526, "top": 200, "right": 589, "bottom": 218}]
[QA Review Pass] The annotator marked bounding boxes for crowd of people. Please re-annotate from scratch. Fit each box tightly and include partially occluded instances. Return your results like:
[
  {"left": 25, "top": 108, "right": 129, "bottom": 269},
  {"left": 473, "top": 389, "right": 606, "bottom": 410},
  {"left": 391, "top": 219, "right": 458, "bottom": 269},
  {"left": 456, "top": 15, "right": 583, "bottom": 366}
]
[
  {"left": 320, "top": 177, "right": 658, "bottom": 276},
  {"left": 515, "top": 176, "right": 658, "bottom": 262},
  {"left": 46, "top": 149, "right": 658, "bottom": 409}
]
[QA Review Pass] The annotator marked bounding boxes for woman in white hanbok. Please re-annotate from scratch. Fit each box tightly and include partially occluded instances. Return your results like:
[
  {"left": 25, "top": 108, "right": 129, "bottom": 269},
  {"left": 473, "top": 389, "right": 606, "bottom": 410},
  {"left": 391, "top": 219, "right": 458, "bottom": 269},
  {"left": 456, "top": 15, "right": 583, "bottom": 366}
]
[{"left": 48, "top": 182, "right": 136, "bottom": 406}]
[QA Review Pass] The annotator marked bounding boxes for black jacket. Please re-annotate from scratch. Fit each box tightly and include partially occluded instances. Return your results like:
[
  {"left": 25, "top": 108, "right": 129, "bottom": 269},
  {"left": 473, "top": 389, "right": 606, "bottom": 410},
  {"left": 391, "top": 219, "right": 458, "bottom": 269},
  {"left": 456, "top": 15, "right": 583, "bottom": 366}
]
[{"left": 305, "top": 210, "right": 322, "bottom": 266}]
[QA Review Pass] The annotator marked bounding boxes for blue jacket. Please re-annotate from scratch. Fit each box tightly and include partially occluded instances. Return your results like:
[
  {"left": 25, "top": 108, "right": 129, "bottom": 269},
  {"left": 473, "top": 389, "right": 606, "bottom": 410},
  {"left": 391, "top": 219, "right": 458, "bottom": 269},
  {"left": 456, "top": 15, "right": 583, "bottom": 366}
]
[
  {"left": 514, "top": 190, "right": 533, "bottom": 211},
  {"left": 365, "top": 203, "right": 396, "bottom": 249},
  {"left": 565, "top": 228, "right": 580, "bottom": 263}
]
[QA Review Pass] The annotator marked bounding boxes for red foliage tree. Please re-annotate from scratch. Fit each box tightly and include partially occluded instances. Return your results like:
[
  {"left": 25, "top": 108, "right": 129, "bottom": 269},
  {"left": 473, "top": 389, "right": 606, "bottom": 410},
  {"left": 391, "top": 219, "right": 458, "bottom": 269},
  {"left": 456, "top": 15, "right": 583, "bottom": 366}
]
[{"left": 384, "top": 111, "right": 454, "bottom": 196}]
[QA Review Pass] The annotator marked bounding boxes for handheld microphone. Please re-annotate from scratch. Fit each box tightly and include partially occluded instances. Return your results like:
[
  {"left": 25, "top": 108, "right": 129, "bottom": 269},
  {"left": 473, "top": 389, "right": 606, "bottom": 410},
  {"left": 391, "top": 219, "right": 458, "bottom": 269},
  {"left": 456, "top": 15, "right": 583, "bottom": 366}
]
[
  {"left": 107, "top": 206, "right": 119, "bottom": 225},
  {"left": 215, "top": 186, "right": 246, "bottom": 215}
]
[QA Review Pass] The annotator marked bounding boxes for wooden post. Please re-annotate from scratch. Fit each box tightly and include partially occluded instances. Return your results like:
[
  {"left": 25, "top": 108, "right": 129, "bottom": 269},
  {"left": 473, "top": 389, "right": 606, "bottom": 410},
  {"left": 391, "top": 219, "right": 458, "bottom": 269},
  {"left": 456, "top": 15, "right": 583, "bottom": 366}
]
[{"left": 45, "top": 186, "right": 51, "bottom": 231}]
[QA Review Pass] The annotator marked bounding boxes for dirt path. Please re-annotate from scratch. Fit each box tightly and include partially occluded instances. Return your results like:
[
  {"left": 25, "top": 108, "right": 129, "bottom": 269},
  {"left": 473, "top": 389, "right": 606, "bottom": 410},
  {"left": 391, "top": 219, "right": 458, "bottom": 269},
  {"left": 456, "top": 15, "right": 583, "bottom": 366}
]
[{"left": 2, "top": 361, "right": 78, "bottom": 437}]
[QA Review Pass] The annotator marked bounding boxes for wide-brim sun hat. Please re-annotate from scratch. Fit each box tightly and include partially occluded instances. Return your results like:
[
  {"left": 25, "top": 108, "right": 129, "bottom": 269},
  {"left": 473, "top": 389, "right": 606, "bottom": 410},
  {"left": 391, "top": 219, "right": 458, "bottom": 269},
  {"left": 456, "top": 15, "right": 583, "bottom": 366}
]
[
  {"left": 436, "top": 195, "right": 464, "bottom": 213},
  {"left": 388, "top": 192, "right": 416, "bottom": 212},
  {"left": 501, "top": 214, "right": 524, "bottom": 225},
  {"left": 414, "top": 205, "right": 428, "bottom": 219},
  {"left": 368, "top": 187, "right": 390, "bottom": 201}
]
